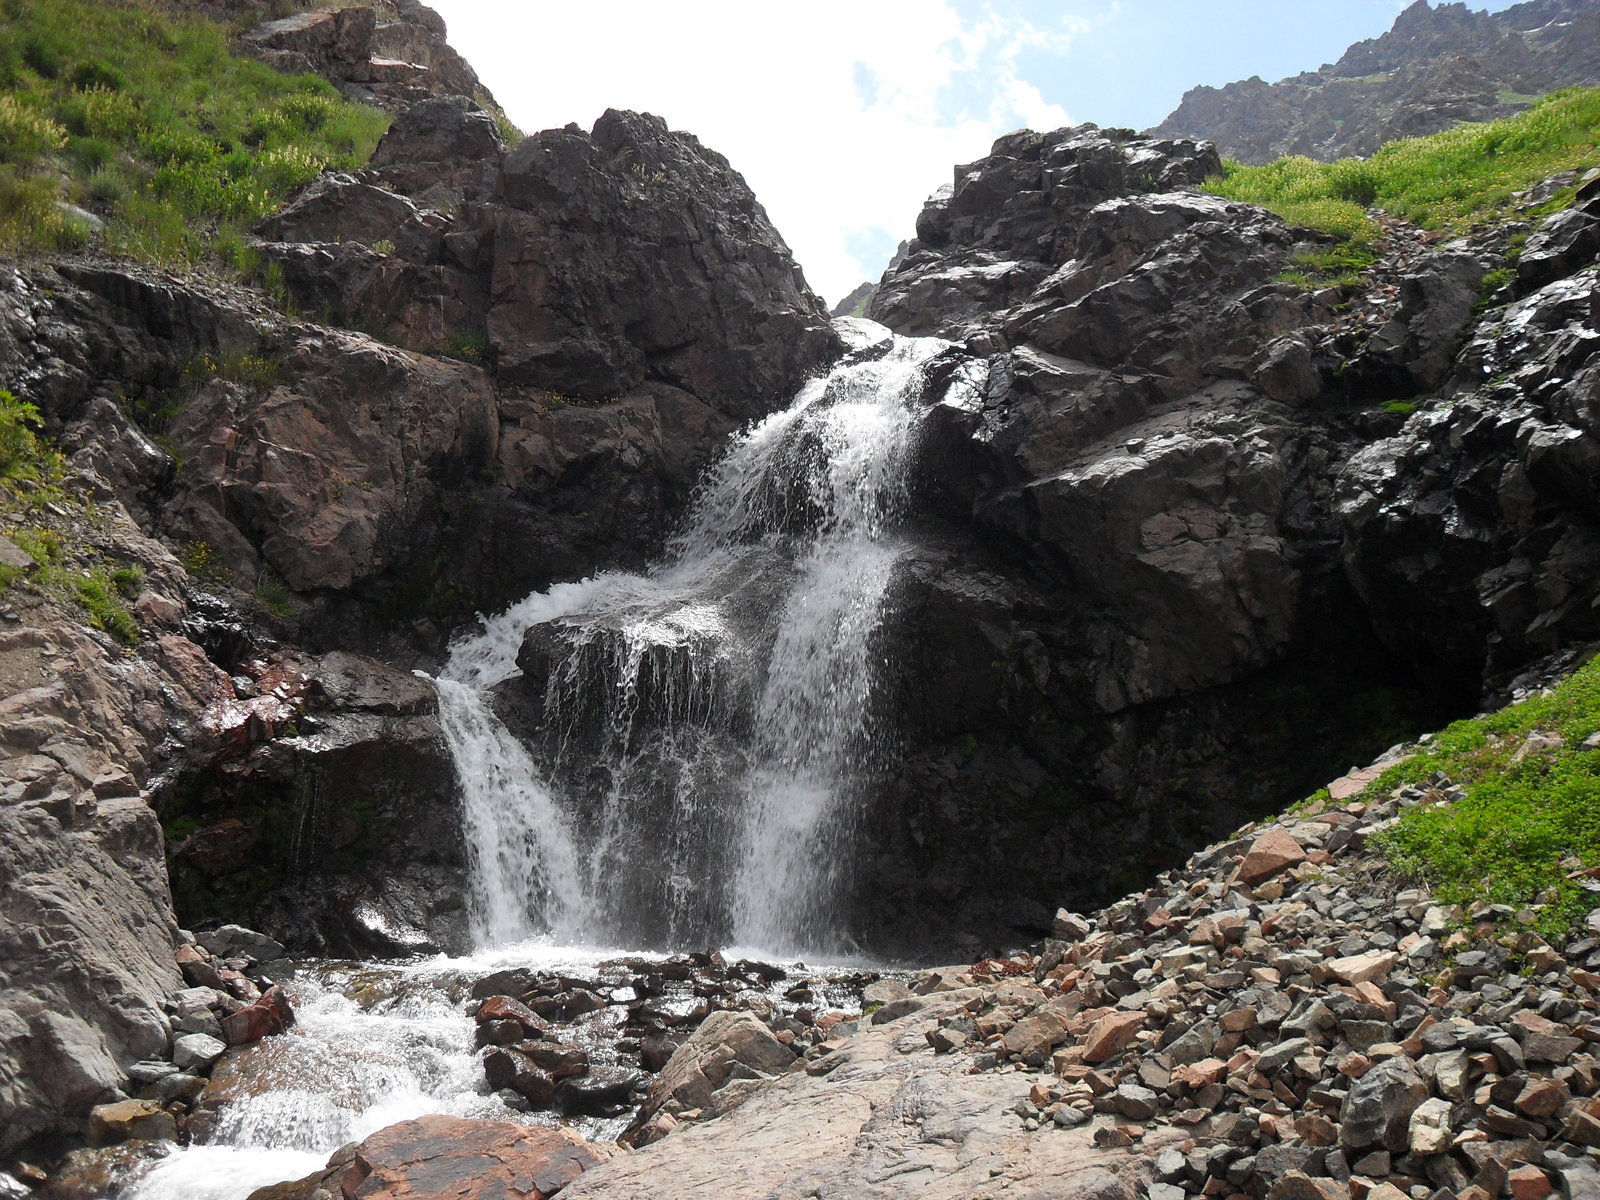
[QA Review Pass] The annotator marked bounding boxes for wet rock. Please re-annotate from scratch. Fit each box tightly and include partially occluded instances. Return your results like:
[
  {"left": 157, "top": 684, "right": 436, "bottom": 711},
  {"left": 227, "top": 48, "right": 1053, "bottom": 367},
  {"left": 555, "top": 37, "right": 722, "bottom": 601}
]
[
  {"left": 85, "top": 1099, "right": 177, "bottom": 1147},
  {"left": 220, "top": 985, "right": 295, "bottom": 1046},
  {"left": 44, "top": 1140, "right": 172, "bottom": 1200},
  {"left": 273, "top": 1115, "right": 602, "bottom": 1200},
  {"left": 556, "top": 1066, "right": 643, "bottom": 1117},
  {"left": 169, "top": 1034, "right": 224, "bottom": 1078},
  {"left": 482, "top": 1047, "right": 555, "bottom": 1109}
]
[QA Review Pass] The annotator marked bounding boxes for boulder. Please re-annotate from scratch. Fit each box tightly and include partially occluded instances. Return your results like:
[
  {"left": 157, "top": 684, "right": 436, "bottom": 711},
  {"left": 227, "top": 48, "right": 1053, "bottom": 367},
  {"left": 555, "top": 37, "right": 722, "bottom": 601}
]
[
  {"left": 620, "top": 1010, "right": 796, "bottom": 1146},
  {"left": 1340, "top": 1055, "right": 1429, "bottom": 1152},
  {"left": 85, "top": 1099, "right": 177, "bottom": 1146},
  {"left": 263, "top": 1115, "right": 601, "bottom": 1200}
]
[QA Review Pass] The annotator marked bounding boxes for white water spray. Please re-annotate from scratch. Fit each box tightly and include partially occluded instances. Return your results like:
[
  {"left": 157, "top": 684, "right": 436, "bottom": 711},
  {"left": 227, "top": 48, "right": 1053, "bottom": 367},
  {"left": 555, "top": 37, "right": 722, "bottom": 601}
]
[{"left": 437, "top": 322, "right": 950, "bottom": 955}]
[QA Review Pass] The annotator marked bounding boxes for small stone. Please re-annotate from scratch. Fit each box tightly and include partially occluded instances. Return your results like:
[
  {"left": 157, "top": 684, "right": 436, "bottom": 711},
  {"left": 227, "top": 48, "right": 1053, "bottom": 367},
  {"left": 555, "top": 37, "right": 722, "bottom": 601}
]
[
  {"left": 1266, "top": 1171, "right": 1348, "bottom": 1200},
  {"left": 1508, "top": 1164, "right": 1554, "bottom": 1200},
  {"left": 1051, "top": 1104, "right": 1091, "bottom": 1128},
  {"left": 1053, "top": 910, "right": 1092, "bottom": 940},
  {"left": 1350, "top": 1149, "right": 1391, "bottom": 1176},
  {"left": 171, "top": 1032, "right": 226, "bottom": 1072},
  {"left": 1324, "top": 950, "right": 1399, "bottom": 986},
  {"left": 1408, "top": 1096, "right": 1453, "bottom": 1155},
  {"left": 1109, "top": 1083, "right": 1159, "bottom": 1120}
]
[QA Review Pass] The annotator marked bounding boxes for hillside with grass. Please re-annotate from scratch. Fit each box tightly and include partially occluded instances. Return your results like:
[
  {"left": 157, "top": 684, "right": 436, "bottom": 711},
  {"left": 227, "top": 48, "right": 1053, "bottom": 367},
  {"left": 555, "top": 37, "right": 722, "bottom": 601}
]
[
  {"left": 1151, "top": 0, "right": 1600, "bottom": 164},
  {"left": 0, "top": 0, "right": 389, "bottom": 266},
  {"left": 1205, "top": 84, "right": 1600, "bottom": 284}
]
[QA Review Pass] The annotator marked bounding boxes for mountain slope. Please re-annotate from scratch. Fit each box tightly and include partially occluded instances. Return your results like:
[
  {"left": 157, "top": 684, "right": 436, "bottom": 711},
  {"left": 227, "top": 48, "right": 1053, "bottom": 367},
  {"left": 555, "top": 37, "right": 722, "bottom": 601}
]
[{"left": 1149, "top": 0, "right": 1600, "bottom": 163}]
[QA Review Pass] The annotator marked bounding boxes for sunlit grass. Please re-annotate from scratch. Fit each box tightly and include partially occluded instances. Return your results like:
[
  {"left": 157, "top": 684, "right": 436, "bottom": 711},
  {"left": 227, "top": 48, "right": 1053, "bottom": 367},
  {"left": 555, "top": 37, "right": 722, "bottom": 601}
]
[
  {"left": 1368, "top": 653, "right": 1600, "bottom": 941},
  {"left": 1206, "top": 85, "right": 1600, "bottom": 279},
  {"left": 0, "top": 0, "right": 389, "bottom": 264}
]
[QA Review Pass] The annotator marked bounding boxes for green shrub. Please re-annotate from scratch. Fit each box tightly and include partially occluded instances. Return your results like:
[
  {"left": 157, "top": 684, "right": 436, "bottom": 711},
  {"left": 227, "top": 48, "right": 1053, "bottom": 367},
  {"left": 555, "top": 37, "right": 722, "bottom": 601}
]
[
  {"left": 1370, "top": 654, "right": 1600, "bottom": 940},
  {"left": 0, "top": 93, "right": 65, "bottom": 162},
  {"left": 0, "top": 389, "right": 67, "bottom": 491},
  {"left": 75, "top": 568, "right": 139, "bottom": 644}
]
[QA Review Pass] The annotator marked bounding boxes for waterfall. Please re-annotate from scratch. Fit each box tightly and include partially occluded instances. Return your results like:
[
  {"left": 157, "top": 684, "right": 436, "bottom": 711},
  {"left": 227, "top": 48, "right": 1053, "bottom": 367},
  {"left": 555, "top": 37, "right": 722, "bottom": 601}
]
[{"left": 435, "top": 321, "right": 951, "bottom": 956}]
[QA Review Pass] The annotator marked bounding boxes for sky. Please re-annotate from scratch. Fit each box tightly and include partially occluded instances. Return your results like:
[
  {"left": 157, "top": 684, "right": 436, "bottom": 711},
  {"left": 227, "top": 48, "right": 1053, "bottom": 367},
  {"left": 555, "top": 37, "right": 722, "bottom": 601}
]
[{"left": 426, "top": 0, "right": 1524, "bottom": 306}]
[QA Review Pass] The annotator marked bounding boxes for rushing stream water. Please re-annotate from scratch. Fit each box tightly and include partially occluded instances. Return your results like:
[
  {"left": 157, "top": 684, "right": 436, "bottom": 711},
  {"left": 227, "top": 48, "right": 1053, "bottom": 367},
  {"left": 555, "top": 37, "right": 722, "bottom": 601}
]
[
  {"left": 124, "top": 320, "right": 953, "bottom": 1198},
  {"left": 436, "top": 320, "right": 947, "bottom": 956}
]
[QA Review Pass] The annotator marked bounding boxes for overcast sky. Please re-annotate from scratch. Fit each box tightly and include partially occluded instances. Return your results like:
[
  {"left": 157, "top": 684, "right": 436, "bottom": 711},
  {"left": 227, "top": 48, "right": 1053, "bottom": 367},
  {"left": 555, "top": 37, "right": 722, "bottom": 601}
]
[{"left": 426, "top": 0, "right": 1523, "bottom": 306}]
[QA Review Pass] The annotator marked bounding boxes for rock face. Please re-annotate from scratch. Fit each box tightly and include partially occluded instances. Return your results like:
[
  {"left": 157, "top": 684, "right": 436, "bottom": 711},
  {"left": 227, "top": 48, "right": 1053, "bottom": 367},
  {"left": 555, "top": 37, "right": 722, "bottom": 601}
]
[
  {"left": 239, "top": 0, "right": 493, "bottom": 113},
  {"left": 256, "top": 102, "right": 839, "bottom": 418},
  {"left": 842, "top": 125, "right": 1600, "bottom": 951},
  {"left": 1149, "top": 0, "right": 1600, "bottom": 163}
]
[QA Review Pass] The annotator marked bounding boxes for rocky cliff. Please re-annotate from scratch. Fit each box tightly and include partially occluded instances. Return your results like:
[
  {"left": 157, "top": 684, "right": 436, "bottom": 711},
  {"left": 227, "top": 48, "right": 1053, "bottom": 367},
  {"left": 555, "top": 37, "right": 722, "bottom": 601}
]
[
  {"left": 844, "top": 122, "right": 1600, "bottom": 952},
  {"left": 1149, "top": 0, "right": 1600, "bottom": 163},
  {"left": 0, "top": 0, "right": 837, "bottom": 1157}
]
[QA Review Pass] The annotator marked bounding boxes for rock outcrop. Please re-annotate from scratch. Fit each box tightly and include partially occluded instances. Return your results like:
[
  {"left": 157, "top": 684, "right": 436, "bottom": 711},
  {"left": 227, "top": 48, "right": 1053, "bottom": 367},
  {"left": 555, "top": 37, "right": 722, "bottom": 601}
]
[
  {"left": 840, "top": 125, "right": 1600, "bottom": 952},
  {"left": 0, "top": 1, "right": 840, "bottom": 1159},
  {"left": 238, "top": 0, "right": 495, "bottom": 113},
  {"left": 1149, "top": 0, "right": 1600, "bottom": 163}
]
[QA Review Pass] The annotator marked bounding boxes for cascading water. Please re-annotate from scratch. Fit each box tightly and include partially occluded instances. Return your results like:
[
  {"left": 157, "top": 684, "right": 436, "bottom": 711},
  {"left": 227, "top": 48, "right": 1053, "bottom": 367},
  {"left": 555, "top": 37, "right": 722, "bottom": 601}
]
[
  {"left": 120, "top": 320, "right": 956, "bottom": 1200},
  {"left": 436, "top": 321, "right": 951, "bottom": 956}
]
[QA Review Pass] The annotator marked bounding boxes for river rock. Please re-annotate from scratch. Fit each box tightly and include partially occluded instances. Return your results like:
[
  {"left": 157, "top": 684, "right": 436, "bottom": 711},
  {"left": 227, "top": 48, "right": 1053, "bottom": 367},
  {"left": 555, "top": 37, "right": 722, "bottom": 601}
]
[
  {"left": 85, "top": 1099, "right": 177, "bottom": 1147},
  {"left": 482, "top": 1048, "right": 556, "bottom": 1109},
  {"left": 556, "top": 1066, "right": 643, "bottom": 1117},
  {"left": 258, "top": 1115, "right": 602, "bottom": 1200},
  {"left": 620, "top": 1009, "right": 797, "bottom": 1147},
  {"left": 220, "top": 986, "right": 295, "bottom": 1046},
  {"left": 171, "top": 1033, "right": 227, "bottom": 1072}
]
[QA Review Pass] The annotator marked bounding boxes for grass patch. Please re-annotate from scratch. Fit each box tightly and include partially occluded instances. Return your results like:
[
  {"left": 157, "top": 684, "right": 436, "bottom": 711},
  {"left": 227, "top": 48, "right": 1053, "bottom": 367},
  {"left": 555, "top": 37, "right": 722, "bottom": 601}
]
[
  {"left": 75, "top": 566, "right": 139, "bottom": 643},
  {"left": 1369, "top": 653, "right": 1600, "bottom": 942},
  {"left": 0, "top": 0, "right": 389, "bottom": 264},
  {"left": 1207, "top": 85, "right": 1600, "bottom": 281}
]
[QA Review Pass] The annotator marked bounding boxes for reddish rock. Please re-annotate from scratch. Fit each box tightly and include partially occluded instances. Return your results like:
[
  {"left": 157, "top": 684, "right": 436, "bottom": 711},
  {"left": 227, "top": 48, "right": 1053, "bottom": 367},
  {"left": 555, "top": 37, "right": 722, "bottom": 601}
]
[
  {"left": 329, "top": 1115, "right": 599, "bottom": 1199},
  {"left": 1081, "top": 1011, "right": 1145, "bottom": 1064},
  {"left": 1233, "top": 826, "right": 1306, "bottom": 885},
  {"left": 475, "top": 994, "right": 551, "bottom": 1037},
  {"left": 1508, "top": 1164, "right": 1554, "bottom": 1200},
  {"left": 221, "top": 985, "right": 295, "bottom": 1046},
  {"left": 175, "top": 944, "right": 226, "bottom": 990}
]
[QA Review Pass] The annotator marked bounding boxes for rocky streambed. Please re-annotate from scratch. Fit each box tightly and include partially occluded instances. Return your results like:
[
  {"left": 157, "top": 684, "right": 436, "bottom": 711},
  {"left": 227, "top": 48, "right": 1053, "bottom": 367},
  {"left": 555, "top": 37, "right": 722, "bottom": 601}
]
[
  {"left": 25, "top": 729, "right": 1600, "bottom": 1200},
  {"left": 37, "top": 936, "right": 911, "bottom": 1200}
]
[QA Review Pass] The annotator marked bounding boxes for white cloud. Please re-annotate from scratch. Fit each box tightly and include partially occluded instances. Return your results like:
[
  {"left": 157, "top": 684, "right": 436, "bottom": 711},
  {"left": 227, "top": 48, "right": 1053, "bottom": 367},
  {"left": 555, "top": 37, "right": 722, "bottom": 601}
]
[{"left": 425, "top": 0, "right": 1089, "bottom": 304}]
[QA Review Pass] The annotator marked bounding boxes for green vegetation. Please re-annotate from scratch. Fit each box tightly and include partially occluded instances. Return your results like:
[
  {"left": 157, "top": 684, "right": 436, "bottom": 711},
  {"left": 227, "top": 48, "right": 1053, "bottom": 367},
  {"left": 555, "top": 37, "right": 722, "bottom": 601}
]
[
  {"left": 0, "top": 388, "right": 63, "bottom": 492},
  {"left": 74, "top": 567, "right": 139, "bottom": 643},
  {"left": 0, "top": 0, "right": 388, "bottom": 263},
  {"left": 1370, "top": 654, "right": 1600, "bottom": 941},
  {"left": 1208, "top": 85, "right": 1600, "bottom": 282}
]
